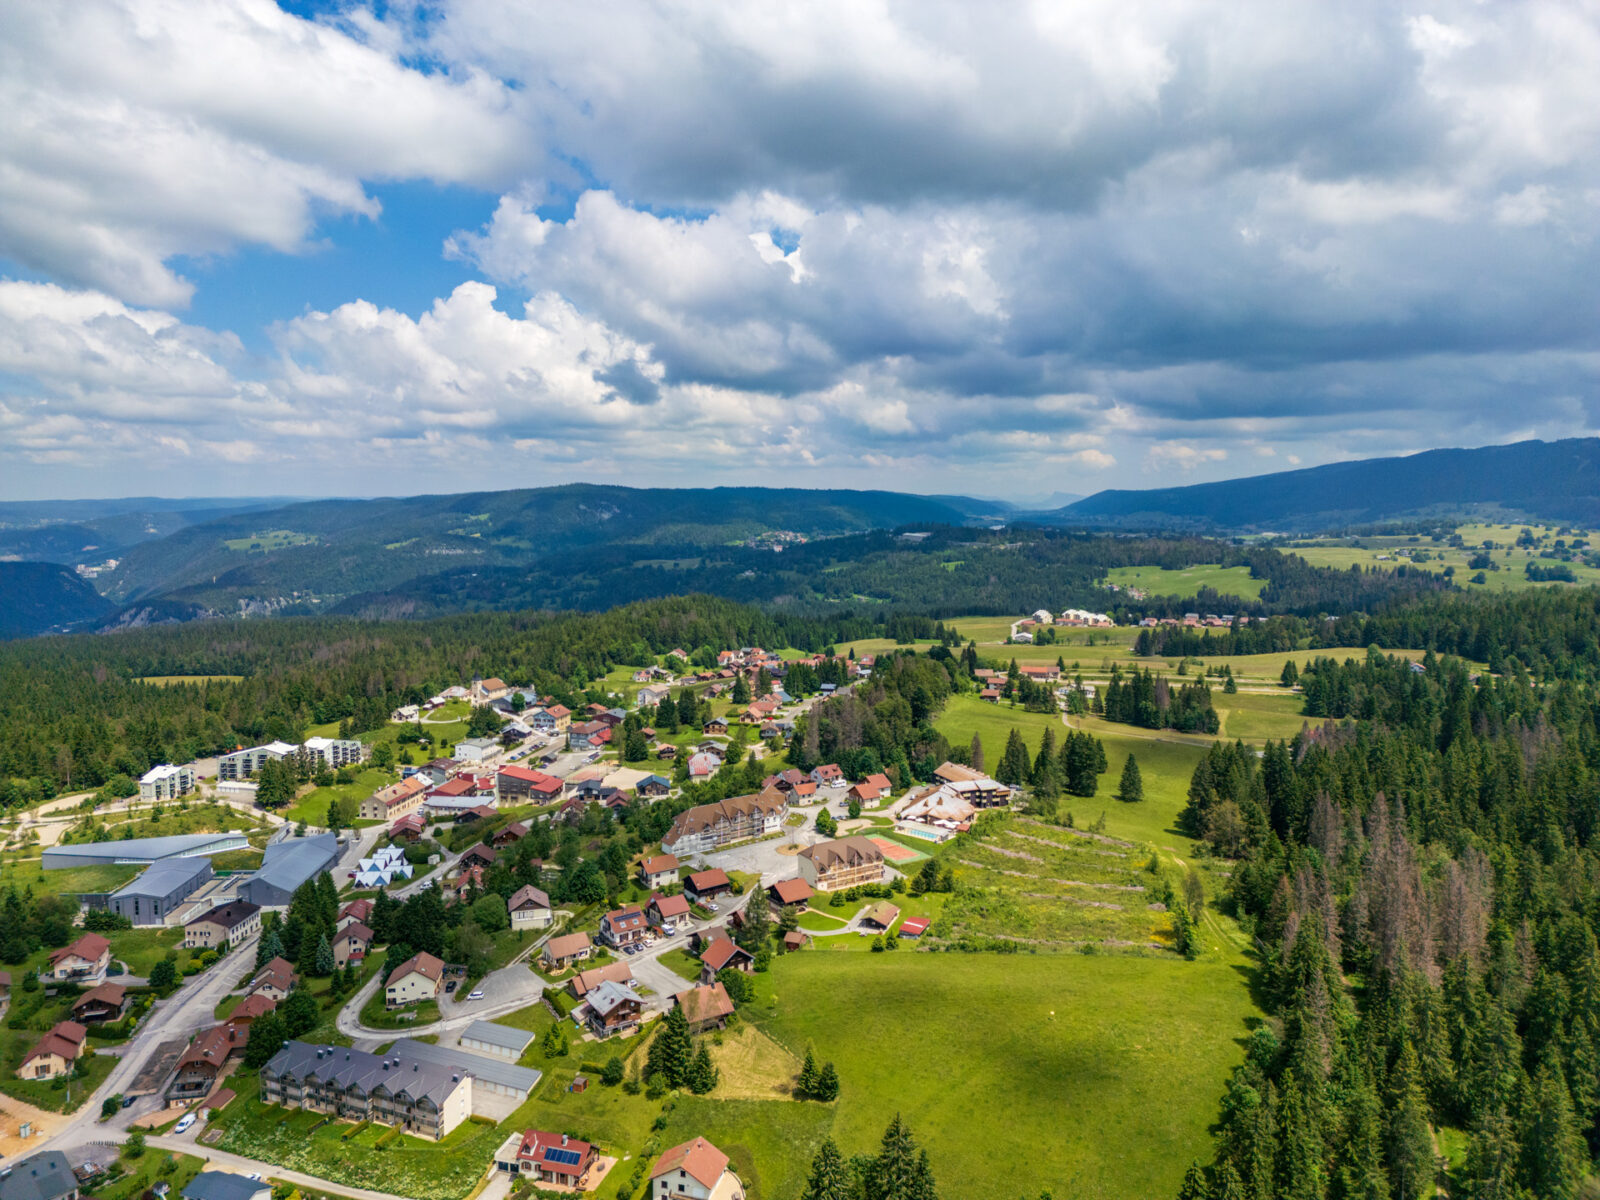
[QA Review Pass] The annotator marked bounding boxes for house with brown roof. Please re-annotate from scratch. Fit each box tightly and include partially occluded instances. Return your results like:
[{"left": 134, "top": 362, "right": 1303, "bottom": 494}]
[
  {"left": 638, "top": 854, "right": 679, "bottom": 890},
  {"left": 798, "top": 837, "right": 885, "bottom": 892},
  {"left": 17, "top": 1021, "right": 87, "bottom": 1080},
  {"left": 683, "top": 869, "right": 732, "bottom": 903},
  {"left": 566, "top": 960, "right": 635, "bottom": 1001},
  {"left": 810, "top": 763, "right": 845, "bottom": 788},
  {"left": 460, "top": 843, "right": 498, "bottom": 871},
  {"left": 167, "top": 1023, "right": 248, "bottom": 1102},
  {"left": 767, "top": 878, "right": 813, "bottom": 911},
  {"left": 385, "top": 951, "right": 444, "bottom": 1008},
  {"left": 333, "top": 923, "right": 373, "bottom": 968},
  {"left": 70, "top": 982, "right": 127, "bottom": 1025},
  {"left": 492, "top": 822, "right": 529, "bottom": 848},
  {"left": 472, "top": 677, "right": 511, "bottom": 705},
  {"left": 508, "top": 884, "right": 553, "bottom": 930},
  {"left": 512, "top": 1130, "right": 598, "bottom": 1189},
  {"left": 226, "top": 993, "right": 277, "bottom": 1028},
  {"left": 358, "top": 774, "right": 428, "bottom": 822},
  {"left": 249, "top": 957, "right": 298, "bottom": 1002},
  {"left": 45, "top": 933, "right": 110, "bottom": 985},
  {"left": 698, "top": 936, "right": 753, "bottom": 982},
  {"left": 860, "top": 901, "right": 901, "bottom": 932},
  {"left": 674, "top": 983, "right": 735, "bottom": 1034},
  {"left": 648, "top": 893, "right": 691, "bottom": 929},
  {"left": 650, "top": 1137, "right": 743, "bottom": 1200},
  {"left": 390, "top": 812, "right": 428, "bottom": 843},
  {"left": 848, "top": 774, "right": 892, "bottom": 804},
  {"left": 185, "top": 900, "right": 262, "bottom": 951},
  {"left": 542, "top": 932, "right": 592, "bottom": 971},
  {"left": 581, "top": 980, "right": 644, "bottom": 1038},
  {"left": 933, "top": 761, "right": 985, "bottom": 786},
  {"left": 338, "top": 898, "right": 374, "bottom": 930},
  {"left": 599, "top": 906, "right": 648, "bottom": 950},
  {"left": 782, "top": 930, "right": 809, "bottom": 952}
]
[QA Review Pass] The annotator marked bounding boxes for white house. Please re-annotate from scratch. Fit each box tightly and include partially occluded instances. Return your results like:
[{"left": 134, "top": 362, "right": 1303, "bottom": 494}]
[
  {"left": 649, "top": 1138, "right": 743, "bottom": 1200},
  {"left": 139, "top": 764, "right": 195, "bottom": 802}
]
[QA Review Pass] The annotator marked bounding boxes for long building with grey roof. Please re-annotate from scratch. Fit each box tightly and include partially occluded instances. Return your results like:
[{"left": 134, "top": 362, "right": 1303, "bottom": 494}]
[
  {"left": 237, "top": 833, "right": 338, "bottom": 908},
  {"left": 389, "top": 1037, "right": 542, "bottom": 1099},
  {"left": 43, "top": 831, "right": 249, "bottom": 870},
  {"left": 260, "top": 1041, "right": 472, "bottom": 1140},
  {"left": 105, "top": 855, "right": 214, "bottom": 925}
]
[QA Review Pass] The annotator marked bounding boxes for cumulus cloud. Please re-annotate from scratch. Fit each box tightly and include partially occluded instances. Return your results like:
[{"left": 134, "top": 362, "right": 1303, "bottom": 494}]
[{"left": 2, "top": 0, "right": 1599, "bottom": 496}]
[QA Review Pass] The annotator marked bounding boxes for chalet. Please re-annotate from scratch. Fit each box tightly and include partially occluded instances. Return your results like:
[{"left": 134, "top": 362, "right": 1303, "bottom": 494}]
[
  {"left": 496, "top": 765, "right": 563, "bottom": 804},
  {"left": 636, "top": 774, "right": 671, "bottom": 798},
  {"left": 250, "top": 957, "right": 298, "bottom": 1002},
  {"left": 389, "top": 812, "right": 428, "bottom": 843},
  {"left": 766, "top": 768, "right": 806, "bottom": 793},
  {"left": 492, "top": 822, "right": 529, "bottom": 848},
  {"left": 70, "top": 982, "right": 127, "bottom": 1024},
  {"left": 513, "top": 1131, "right": 598, "bottom": 1189},
  {"left": 638, "top": 854, "right": 680, "bottom": 889},
  {"left": 767, "top": 878, "right": 813, "bottom": 911},
  {"left": 662, "top": 787, "right": 787, "bottom": 856},
  {"left": 1020, "top": 664, "right": 1060, "bottom": 682},
  {"left": 338, "top": 899, "right": 374, "bottom": 930},
  {"left": 859, "top": 901, "right": 901, "bottom": 932},
  {"left": 226, "top": 993, "right": 277, "bottom": 1028},
  {"left": 598, "top": 906, "right": 648, "bottom": 950},
  {"left": 471, "top": 677, "right": 512, "bottom": 705},
  {"left": 702, "top": 717, "right": 729, "bottom": 736},
  {"left": 783, "top": 930, "right": 809, "bottom": 951},
  {"left": 528, "top": 705, "right": 571, "bottom": 735},
  {"left": 451, "top": 804, "right": 498, "bottom": 825},
  {"left": 385, "top": 951, "right": 444, "bottom": 1008},
  {"left": 581, "top": 980, "right": 644, "bottom": 1038},
  {"left": 359, "top": 775, "right": 428, "bottom": 822},
  {"left": 333, "top": 923, "right": 373, "bottom": 968},
  {"left": 698, "top": 936, "right": 753, "bottom": 981},
  {"left": 542, "top": 932, "right": 592, "bottom": 971},
  {"left": 810, "top": 764, "right": 845, "bottom": 788},
  {"left": 647, "top": 892, "right": 692, "bottom": 929},
  {"left": 650, "top": 1138, "right": 743, "bottom": 1200},
  {"left": 674, "top": 983, "right": 735, "bottom": 1034},
  {"left": 567, "top": 960, "right": 635, "bottom": 1000},
  {"left": 185, "top": 900, "right": 262, "bottom": 951},
  {"left": 686, "top": 752, "right": 719, "bottom": 779},
  {"left": 460, "top": 843, "right": 498, "bottom": 871},
  {"left": 853, "top": 773, "right": 893, "bottom": 802},
  {"left": 167, "top": 1023, "right": 247, "bottom": 1102},
  {"left": 508, "top": 885, "right": 553, "bottom": 930},
  {"left": 17, "top": 1021, "right": 87, "bottom": 1080},
  {"left": 45, "top": 933, "right": 111, "bottom": 985},
  {"left": 789, "top": 780, "right": 818, "bottom": 802},
  {"left": 798, "top": 837, "right": 885, "bottom": 892},
  {"left": 684, "top": 869, "right": 732, "bottom": 902},
  {"left": 655, "top": 742, "right": 679, "bottom": 760}
]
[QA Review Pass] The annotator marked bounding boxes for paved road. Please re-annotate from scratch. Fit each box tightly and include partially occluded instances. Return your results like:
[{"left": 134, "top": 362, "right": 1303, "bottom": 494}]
[
  {"left": 148, "top": 1135, "right": 421, "bottom": 1200},
  {"left": 19, "top": 934, "right": 260, "bottom": 1161}
]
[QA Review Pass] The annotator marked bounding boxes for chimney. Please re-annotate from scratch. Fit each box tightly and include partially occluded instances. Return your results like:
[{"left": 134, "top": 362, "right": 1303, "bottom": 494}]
[{"left": 561, "top": 1134, "right": 568, "bottom": 1146}]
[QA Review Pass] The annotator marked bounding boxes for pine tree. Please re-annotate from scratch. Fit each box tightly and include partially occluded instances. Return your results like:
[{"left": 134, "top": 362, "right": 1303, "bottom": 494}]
[
  {"left": 814, "top": 1061, "right": 839, "bottom": 1101},
  {"left": 799, "top": 1045, "right": 820, "bottom": 1097},
  {"left": 1384, "top": 1041, "right": 1434, "bottom": 1200},
  {"left": 688, "top": 1042, "right": 718, "bottom": 1094},
  {"left": 873, "top": 1114, "right": 921, "bottom": 1200},
  {"left": 1519, "top": 1053, "right": 1585, "bottom": 1200},
  {"left": 1176, "top": 1162, "right": 1212, "bottom": 1200},
  {"left": 656, "top": 691, "right": 677, "bottom": 731},
  {"left": 969, "top": 733, "right": 984, "bottom": 772},
  {"left": 1212, "top": 1163, "right": 1245, "bottom": 1200},
  {"left": 314, "top": 933, "right": 334, "bottom": 976},
  {"left": 1119, "top": 755, "right": 1144, "bottom": 802},
  {"left": 255, "top": 929, "right": 284, "bottom": 968},
  {"left": 996, "top": 729, "right": 1031, "bottom": 786},
  {"left": 647, "top": 1004, "right": 693, "bottom": 1089},
  {"left": 907, "top": 1149, "right": 938, "bottom": 1200},
  {"left": 802, "top": 1139, "right": 851, "bottom": 1200}
]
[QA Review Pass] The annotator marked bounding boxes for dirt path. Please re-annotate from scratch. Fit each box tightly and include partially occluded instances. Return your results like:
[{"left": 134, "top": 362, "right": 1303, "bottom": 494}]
[{"left": 0, "top": 1094, "right": 73, "bottom": 1154}]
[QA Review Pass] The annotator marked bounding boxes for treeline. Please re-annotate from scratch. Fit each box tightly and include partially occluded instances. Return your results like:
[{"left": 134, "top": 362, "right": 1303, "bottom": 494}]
[
  {"left": 1100, "top": 666, "right": 1220, "bottom": 734},
  {"left": 1174, "top": 646, "right": 1600, "bottom": 1200}
]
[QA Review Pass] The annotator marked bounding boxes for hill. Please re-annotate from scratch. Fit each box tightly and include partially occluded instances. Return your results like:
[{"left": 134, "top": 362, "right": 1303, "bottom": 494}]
[
  {"left": 99, "top": 484, "right": 994, "bottom": 609},
  {"left": 1057, "top": 438, "right": 1600, "bottom": 531},
  {"left": 0, "top": 496, "right": 297, "bottom": 565},
  {"left": 0, "top": 562, "right": 116, "bottom": 638}
]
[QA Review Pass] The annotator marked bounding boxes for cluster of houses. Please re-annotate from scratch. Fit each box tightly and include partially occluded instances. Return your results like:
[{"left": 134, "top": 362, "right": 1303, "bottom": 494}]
[
  {"left": 1136, "top": 612, "right": 1252, "bottom": 629},
  {"left": 897, "top": 762, "right": 1014, "bottom": 834},
  {"left": 1023, "top": 607, "right": 1115, "bottom": 629}
]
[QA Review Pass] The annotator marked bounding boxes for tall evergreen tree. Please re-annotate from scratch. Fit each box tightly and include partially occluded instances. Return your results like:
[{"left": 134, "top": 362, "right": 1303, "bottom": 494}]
[
  {"left": 802, "top": 1139, "right": 851, "bottom": 1200},
  {"left": 646, "top": 1004, "right": 693, "bottom": 1089},
  {"left": 969, "top": 733, "right": 984, "bottom": 772},
  {"left": 1119, "top": 754, "right": 1144, "bottom": 802}
]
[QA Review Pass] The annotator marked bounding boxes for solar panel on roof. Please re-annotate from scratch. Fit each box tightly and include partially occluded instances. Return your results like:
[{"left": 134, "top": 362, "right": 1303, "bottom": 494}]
[{"left": 544, "top": 1148, "right": 582, "bottom": 1166}]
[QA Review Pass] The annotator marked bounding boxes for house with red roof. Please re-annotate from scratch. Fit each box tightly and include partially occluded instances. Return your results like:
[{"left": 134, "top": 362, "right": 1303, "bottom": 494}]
[
  {"left": 45, "top": 933, "right": 110, "bottom": 985},
  {"left": 17, "top": 1021, "right": 87, "bottom": 1080},
  {"left": 650, "top": 1137, "right": 743, "bottom": 1200}
]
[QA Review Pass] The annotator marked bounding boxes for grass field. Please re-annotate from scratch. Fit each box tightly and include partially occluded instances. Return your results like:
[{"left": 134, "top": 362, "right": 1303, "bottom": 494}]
[
  {"left": 222, "top": 529, "right": 318, "bottom": 552},
  {"left": 1282, "top": 522, "right": 1600, "bottom": 593},
  {"left": 748, "top": 949, "right": 1260, "bottom": 1200},
  {"left": 284, "top": 767, "right": 394, "bottom": 827},
  {"left": 0, "top": 858, "right": 142, "bottom": 897},
  {"left": 1213, "top": 689, "right": 1313, "bottom": 741},
  {"left": 136, "top": 675, "right": 244, "bottom": 686},
  {"left": 1103, "top": 564, "right": 1267, "bottom": 600}
]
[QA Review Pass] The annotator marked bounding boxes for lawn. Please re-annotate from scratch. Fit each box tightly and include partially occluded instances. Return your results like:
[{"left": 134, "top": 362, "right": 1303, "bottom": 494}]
[
  {"left": 0, "top": 858, "right": 142, "bottom": 897},
  {"left": 284, "top": 767, "right": 393, "bottom": 827},
  {"left": 747, "top": 949, "right": 1260, "bottom": 1200},
  {"left": 107, "top": 926, "right": 190, "bottom": 977},
  {"left": 655, "top": 1096, "right": 834, "bottom": 1200},
  {"left": 1103, "top": 563, "right": 1267, "bottom": 601},
  {"left": 657, "top": 948, "right": 706, "bottom": 983},
  {"left": 93, "top": 1149, "right": 207, "bottom": 1200},
  {"left": 136, "top": 675, "right": 245, "bottom": 687},
  {"left": 1213, "top": 689, "right": 1312, "bottom": 741},
  {"left": 795, "top": 909, "right": 850, "bottom": 932}
]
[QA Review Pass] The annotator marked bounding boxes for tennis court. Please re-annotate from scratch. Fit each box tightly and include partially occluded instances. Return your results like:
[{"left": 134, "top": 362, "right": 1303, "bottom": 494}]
[{"left": 870, "top": 835, "right": 927, "bottom": 863}]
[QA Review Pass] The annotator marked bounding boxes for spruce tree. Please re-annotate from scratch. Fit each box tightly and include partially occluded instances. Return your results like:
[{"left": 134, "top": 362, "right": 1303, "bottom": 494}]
[
  {"left": 873, "top": 1114, "right": 923, "bottom": 1200},
  {"left": 1176, "top": 1162, "right": 1211, "bottom": 1200},
  {"left": 802, "top": 1138, "right": 851, "bottom": 1200},
  {"left": 996, "top": 729, "right": 1031, "bottom": 786},
  {"left": 814, "top": 1061, "right": 840, "bottom": 1101},
  {"left": 256, "top": 928, "right": 284, "bottom": 968},
  {"left": 647, "top": 1004, "right": 693, "bottom": 1089},
  {"left": 969, "top": 733, "right": 984, "bottom": 772},
  {"left": 798, "top": 1045, "right": 819, "bottom": 1097},
  {"left": 1519, "top": 1053, "right": 1585, "bottom": 1200},
  {"left": 688, "top": 1042, "right": 718, "bottom": 1094},
  {"left": 314, "top": 933, "right": 335, "bottom": 976},
  {"left": 1384, "top": 1041, "right": 1434, "bottom": 1200},
  {"left": 1119, "top": 755, "right": 1144, "bottom": 802}
]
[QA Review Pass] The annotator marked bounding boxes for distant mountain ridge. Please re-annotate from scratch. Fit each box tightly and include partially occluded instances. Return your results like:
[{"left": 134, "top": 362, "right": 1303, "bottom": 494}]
[
  {"left": 1057, "top": 438, "right": 1600, "bottom": 532},
  {"left": 0, "top": 562, "right": 115, "bottom": 638}
]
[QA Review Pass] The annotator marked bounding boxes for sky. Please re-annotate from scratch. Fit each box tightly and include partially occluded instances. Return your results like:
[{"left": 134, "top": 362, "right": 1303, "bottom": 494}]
[{"left": 1, "top": 0, "right": 1597, "bottom": 503}]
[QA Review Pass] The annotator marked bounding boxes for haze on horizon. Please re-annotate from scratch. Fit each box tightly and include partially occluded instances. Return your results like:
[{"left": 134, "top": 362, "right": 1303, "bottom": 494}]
[{"left": 1, "top": 0, "right": 1597, "bottom": 503}]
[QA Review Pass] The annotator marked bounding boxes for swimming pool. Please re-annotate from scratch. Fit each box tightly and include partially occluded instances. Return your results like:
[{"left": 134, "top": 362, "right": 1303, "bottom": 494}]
[{"left": 895, "top": 824, "right": 944, "bottom": 842}]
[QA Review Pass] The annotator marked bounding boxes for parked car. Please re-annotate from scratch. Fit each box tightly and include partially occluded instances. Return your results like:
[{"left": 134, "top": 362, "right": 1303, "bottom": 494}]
[
  {"left": 173, "top": 1114, "right": 196, "bottom": 1134},
  {"left": 467, "top": 988, "right": 485, "bottom": 1000},
  {"left": 661, "top": 922, "right": 677, "bottom": 936}
]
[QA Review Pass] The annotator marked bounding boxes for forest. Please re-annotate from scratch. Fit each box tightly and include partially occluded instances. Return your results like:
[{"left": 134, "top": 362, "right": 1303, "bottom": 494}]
[{"left": 1175, "top": 640, "right": 1600, "bottom": 1199}]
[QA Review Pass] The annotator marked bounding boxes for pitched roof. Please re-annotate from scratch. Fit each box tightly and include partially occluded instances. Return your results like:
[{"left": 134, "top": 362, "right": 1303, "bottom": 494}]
[
  {"left": 339, "top": 898, "right": 374, "bottom": 922},
  {"left": 49, "top": 932, "right": 109, "bottom": 965},
  {"left": 674, "top": 982, "right": 734, "bottom": 1026},
  {"left": 71, "top": 982, "right": 126, "bottom": 1012},
  {"left": 189, "top": 899, "right": 260, "bottom": 931},
  {"left": 640, "top": 854, "right": 679, "bottom": 875},
  {"left": 252, "top": 956, "right": 296, "bottom": 992},
  {"left": 544, "top": 932, "right": 592, "bottom": 959},
  {"left": 0, "top": 1152, "right": 75, "bottom": 1200},
  {"left": 649, "top": 892, "right": 691, "bottom": 919},
  {"left": 509, "top": 884, "right": 551, "bottom": 912},
  {"left": 22, "top": 1022, "right": 86, "bottom": 1066},
  {"left": 569, "top": 960, "right": 635, "bottom": 997},
  {"left": 699, "top": 936, "right": 750, "bottom": 973},
  {"left": 517, "top": 1130, "right": 594, "bottom": 1169},
  {"left": 585, "top": 979, "right": 644, "bottom": 1017},
  {"left": 177, "top": 1023, "right": 248, "bottom": 1071},
  {"left": 651, "top": 1137, "right": 730, "bottom": 1189},
  {"left": 338, "top": 922, "right": 374, "bottom": 944},
  {"left": 769, "top": 878, "right": 814, "bottom": 905},
  {"left": 686, "top": 868, "right": 731, "bottom": 892},
  {"left": 864, "top": 901, "right": 901, "bottom": 928},
  {"left": 228, "top": 993, "right": 277, "bottom": 1023},
  {"left": 389, "top": 951, "right": 444, "bottom": 984},
  {"left": 183, "top": 1172, "right": 270, "bottom": 1200},
  {"left": 801, "top": 836, "right": 885, "bottom": 872},
  {"left": 603, "top": 906, "right": 647, "bottom": 933}
]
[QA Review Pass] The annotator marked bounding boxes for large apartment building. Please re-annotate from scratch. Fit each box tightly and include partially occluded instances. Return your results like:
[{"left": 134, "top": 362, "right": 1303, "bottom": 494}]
[
  {"left": 301, "top": 737, "right": 364, "bottom": 769},
  {"left": 797, "top": 837, "right": 886, "bottom": 892},
  {"left": 661, "top": 786, "right": 787, "bottom": 857},
  {"left": 358, "top": 775, "right": 428, "bottom": 821},
  {"left": 260, "top": 1042, "right": 473, "bottom": 1141},
  {"left": 218, "top": 741, "right": 297, "bottom": 782},
  {"left": 138, "top": 764, "right": 196, "bottom": 802}
]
